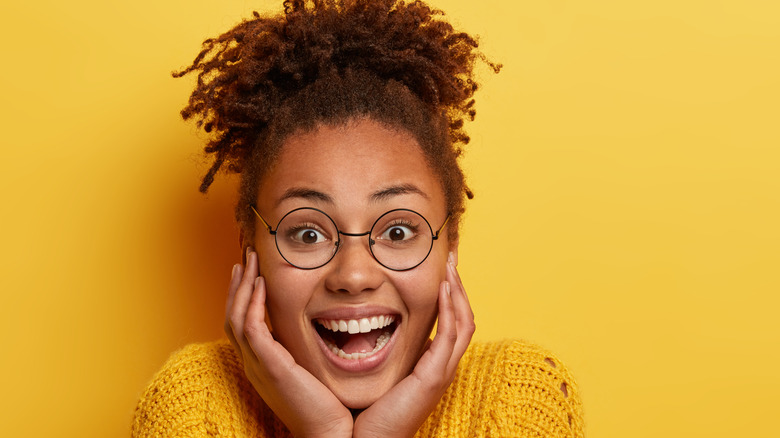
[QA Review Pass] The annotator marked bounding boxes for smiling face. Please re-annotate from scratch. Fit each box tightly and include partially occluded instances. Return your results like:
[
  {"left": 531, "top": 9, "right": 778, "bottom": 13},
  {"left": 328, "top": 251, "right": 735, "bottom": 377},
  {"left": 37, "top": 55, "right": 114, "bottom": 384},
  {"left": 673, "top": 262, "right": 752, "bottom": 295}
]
[{"left": 251, "top": 117, "right": 454, "bottom": 409}]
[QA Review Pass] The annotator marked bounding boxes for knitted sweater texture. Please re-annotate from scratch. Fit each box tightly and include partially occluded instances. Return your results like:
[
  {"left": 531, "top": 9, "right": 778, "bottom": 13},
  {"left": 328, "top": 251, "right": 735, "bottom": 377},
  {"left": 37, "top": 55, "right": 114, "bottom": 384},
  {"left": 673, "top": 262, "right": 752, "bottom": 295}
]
[{"left": 132, "top": 339, "right": 584, "bottom": 437}]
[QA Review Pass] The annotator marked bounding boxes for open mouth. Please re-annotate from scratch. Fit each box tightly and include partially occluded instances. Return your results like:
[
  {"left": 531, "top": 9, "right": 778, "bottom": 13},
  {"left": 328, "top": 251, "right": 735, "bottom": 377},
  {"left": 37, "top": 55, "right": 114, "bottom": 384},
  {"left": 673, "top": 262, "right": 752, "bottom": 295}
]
[{"left": 314, "top": 315, "right": 399, "bottom": 360}]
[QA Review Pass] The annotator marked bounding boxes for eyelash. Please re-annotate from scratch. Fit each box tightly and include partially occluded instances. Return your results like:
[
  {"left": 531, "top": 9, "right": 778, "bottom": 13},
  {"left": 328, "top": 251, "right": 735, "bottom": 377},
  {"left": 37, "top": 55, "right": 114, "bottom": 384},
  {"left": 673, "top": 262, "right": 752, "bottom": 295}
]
[
  {"left": 382, "top": 219, "right": 419, "bottom": 234},
  {"left": 287, "top": 223, "right": 328, "bottom": 236},
  {"left": 285, "top": 220, "right": 420, "bottom": 237}
]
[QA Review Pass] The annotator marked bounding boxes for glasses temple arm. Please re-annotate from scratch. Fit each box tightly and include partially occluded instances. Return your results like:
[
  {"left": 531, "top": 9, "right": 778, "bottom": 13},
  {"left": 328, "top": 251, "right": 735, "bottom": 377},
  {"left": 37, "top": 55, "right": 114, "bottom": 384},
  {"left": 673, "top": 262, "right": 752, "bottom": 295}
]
[
  {"left": 432, "top": 214, "right": 451, "bottom": 240},
  {"left": 250, "top": 204, "right": 275, "bottom": 234}
]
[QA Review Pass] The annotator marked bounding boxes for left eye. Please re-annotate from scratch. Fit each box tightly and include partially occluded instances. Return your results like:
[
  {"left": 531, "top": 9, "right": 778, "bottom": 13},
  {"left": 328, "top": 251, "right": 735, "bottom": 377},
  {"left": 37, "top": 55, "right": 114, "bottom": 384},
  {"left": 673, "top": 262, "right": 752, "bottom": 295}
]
[
  {"left": 379, "top": 225, "right": 416, "bottom": 241},
  {"left": 293, "top": 228, "right": 326, "bottom": 244}
]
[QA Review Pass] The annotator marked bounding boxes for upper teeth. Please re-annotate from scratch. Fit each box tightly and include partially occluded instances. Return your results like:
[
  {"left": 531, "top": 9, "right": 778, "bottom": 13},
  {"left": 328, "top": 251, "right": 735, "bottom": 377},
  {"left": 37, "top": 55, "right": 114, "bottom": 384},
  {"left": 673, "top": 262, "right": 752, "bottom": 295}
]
[{"left": 317, "top": 315, "right": 396, "bottom": 334}]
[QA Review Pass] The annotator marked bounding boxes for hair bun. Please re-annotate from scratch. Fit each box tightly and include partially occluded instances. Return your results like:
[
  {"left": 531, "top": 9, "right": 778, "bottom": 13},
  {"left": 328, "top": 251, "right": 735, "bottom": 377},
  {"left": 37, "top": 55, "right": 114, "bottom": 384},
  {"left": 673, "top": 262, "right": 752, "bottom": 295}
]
[{"left": 175, "top": 0, "right": 499, "bottom": 193}]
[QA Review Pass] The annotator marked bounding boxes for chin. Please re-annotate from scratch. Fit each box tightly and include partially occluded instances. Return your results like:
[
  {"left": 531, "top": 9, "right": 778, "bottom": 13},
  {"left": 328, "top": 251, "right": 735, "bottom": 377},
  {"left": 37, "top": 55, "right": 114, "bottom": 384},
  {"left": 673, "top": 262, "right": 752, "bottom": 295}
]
[
  {"left": 329, "top": 374, "right": 398, "bottom": 410},
  {"left": 337, "top": 389, "right": 381, "bottom": 410}
]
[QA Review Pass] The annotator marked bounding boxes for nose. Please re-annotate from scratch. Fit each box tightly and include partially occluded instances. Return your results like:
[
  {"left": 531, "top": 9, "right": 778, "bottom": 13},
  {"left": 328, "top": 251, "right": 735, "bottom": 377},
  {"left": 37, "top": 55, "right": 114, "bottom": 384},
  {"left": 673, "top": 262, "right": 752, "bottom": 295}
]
[{"left": 323, "top": 233, "right": 383, "bottom": 295}]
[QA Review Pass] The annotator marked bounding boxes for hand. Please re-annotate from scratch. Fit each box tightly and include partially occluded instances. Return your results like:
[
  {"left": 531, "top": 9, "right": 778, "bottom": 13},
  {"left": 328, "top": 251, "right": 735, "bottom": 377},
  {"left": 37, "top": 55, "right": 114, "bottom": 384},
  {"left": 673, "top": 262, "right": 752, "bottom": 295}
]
[
  {"left": 225, "top": 248, "right": 354, "bottom": 438},
  {"left": 353, "top": 254, "right": 475, "bottom": 438}
]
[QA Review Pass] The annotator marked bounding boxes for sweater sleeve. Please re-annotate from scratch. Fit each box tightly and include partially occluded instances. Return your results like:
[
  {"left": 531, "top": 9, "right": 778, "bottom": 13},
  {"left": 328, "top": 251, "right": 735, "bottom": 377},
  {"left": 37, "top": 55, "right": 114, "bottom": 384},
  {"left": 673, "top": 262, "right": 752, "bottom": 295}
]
[
  {"left": 497, "top": 340, "right": 585, "bottom": 438},
  {"left": 131, "top": 340, "right": 291, "bottom": 438},
  {"left": 414, "top": 340, "right": 583, "bottom": 437},
  {"left": 133, "top": 340, "right": 582, "bottom": 437}
]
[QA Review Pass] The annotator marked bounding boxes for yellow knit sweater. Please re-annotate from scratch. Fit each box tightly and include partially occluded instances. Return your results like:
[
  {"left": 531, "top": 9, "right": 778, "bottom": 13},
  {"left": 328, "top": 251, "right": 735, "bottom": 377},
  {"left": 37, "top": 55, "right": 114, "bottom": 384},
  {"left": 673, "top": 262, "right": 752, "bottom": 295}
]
[{"left": 132, "top": 339, "right": 583, "bottom": 437}]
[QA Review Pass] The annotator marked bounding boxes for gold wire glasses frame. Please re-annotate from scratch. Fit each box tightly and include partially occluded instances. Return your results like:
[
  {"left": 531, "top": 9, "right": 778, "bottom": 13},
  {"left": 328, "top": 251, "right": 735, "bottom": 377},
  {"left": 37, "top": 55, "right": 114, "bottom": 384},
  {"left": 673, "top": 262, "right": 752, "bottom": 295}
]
[{"left": 250, "top": 205, "right": 450, "bottom": 271}]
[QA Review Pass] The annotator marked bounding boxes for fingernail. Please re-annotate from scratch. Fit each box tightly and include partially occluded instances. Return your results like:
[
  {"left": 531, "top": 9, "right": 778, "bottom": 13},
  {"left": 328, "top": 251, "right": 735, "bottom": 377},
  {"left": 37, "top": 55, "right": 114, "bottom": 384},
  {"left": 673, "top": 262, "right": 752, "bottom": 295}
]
[
  {"left": 444, "top": 281, "right": 451, "bottom": 296},
  {"left": 231, "top": 264, "right": 239, "bottom": 280},
  {"left": 448, "top": 251, "right": 456, "bottom": 265}
]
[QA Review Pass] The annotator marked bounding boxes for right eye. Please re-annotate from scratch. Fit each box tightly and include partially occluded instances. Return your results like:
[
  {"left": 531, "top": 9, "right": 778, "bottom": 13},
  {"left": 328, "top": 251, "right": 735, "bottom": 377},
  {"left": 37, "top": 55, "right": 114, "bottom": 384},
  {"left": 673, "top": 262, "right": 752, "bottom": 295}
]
[
  {"left": 288, "top": 226, "right": 328, "bottom": 244},
  {"left": 378, "top": 223, "right": 417, "bottom": 242}
]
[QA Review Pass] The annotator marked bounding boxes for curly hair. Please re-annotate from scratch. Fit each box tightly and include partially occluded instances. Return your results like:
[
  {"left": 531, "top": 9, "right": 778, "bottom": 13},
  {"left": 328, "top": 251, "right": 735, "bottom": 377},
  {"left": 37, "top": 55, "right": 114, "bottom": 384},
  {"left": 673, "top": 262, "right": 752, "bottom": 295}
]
[{"left": 174, "top": 0, "right": 499, "bottom": 243}]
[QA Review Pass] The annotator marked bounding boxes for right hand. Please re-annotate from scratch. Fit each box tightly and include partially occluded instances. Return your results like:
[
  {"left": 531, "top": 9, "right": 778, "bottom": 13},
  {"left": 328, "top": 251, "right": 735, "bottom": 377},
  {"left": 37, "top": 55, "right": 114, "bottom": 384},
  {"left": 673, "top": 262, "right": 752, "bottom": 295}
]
[{"left": 224, "top": 248, "right": 353, "bottom": 438}]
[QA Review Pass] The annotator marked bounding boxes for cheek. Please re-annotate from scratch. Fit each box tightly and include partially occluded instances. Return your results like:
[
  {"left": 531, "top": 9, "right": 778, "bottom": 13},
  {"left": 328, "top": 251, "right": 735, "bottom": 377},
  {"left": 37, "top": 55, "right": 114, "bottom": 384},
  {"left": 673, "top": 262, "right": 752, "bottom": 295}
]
[
  {"left": 257, "top": 259, "right": 315, "bottom": 335},
  {"left": 397, "top": 262, "right": 447, "bottom": 320}
]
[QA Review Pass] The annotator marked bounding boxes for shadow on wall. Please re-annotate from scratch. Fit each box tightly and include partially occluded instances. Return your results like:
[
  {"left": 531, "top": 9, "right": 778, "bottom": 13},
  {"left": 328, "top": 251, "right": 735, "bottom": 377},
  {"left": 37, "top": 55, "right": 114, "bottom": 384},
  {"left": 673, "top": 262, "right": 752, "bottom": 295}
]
[{"left": 162, "top": 170, "right": 241, "bottom": 344}]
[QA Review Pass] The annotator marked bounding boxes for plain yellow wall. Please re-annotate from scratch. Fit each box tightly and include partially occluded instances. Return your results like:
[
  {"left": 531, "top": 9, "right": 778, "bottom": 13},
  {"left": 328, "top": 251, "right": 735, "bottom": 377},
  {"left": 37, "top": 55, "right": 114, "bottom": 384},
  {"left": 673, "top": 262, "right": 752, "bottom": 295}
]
[{"left": 1, "top": 0, "right": 778, "bottom": 436}]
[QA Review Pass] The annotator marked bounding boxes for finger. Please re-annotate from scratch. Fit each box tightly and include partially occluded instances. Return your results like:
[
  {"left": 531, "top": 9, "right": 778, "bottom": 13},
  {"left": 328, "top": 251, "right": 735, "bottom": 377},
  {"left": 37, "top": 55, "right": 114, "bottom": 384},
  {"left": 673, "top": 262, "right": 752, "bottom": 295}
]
[
  {"left": 448, "top": 259, "right": 474, "bottom": 321},
  {"left": 244, "top": 276, "right": 272, "bottom": 344},
  {"left": 435, "top": 281, "right": 457, "bottom": 349},
  {"left": 416, "top": 282, "right": 457, "bottom": 375},
  {"left": 243, "top": 276, "right": 309, "bottom": 382},
  {"left": 245, "top": 246, "right": 259, "bottom": 278},
  {"left": 225, "top": 263, "right": 243, "bottom": 321},
  {"left": 224, "top": 263, "right": 244, "bottom": 349},
  {"left": 445, "top": 261, "right": 475, "bottom": 371},
  {"left": 229, "top": 250, "right": 259, "bottom": 340}
]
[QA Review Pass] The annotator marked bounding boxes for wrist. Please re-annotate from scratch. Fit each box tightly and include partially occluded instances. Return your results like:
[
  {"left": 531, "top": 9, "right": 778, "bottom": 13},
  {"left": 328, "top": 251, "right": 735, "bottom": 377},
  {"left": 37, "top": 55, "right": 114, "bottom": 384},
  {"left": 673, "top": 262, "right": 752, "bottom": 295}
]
[{"left": 295, "top": 418, "right": 353, "bottom": 438}]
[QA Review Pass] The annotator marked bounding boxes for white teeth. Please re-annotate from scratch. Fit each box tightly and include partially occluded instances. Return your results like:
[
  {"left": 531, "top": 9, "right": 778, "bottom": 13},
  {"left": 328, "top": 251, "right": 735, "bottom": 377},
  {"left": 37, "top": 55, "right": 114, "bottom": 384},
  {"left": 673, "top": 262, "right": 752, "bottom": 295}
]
[
  {"left": 315, "top": 315, "right": 397, "bottom": 361},
  {"left": 324, "top": 331, "right": 392, "bottom": 360},
  {"left": 316, "top": 315, "right": 396, "bottom": 333}
]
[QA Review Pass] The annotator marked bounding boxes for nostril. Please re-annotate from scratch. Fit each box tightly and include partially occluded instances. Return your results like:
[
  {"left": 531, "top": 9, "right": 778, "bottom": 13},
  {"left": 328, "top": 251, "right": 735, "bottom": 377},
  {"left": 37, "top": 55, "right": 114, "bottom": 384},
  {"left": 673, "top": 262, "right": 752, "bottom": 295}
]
[{"left": 324, "top": 241, "right": 385, "bottom": 295}]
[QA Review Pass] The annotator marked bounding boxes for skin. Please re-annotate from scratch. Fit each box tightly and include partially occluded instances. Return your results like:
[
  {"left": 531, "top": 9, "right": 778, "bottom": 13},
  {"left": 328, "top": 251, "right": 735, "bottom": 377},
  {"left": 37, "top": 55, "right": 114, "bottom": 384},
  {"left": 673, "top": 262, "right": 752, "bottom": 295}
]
[{"left": 224, "top": 118, "right": 475, "bottom": 437}]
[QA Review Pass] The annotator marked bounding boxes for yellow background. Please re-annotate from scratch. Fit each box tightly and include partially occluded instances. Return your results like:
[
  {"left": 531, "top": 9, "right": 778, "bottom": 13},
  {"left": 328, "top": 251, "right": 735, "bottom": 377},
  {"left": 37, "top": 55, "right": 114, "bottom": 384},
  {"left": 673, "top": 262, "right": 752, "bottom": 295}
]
[{"left": 2, "top": 0, "right": 778, "bottom": 436}]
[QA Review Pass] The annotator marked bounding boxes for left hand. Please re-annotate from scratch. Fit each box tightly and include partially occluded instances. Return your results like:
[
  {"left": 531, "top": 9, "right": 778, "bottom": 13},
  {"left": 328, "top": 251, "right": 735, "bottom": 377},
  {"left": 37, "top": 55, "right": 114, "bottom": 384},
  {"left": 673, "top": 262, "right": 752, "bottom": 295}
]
[
  {"left": 225, "top": 249, "right": 354, "bottom": 438},
  {"left": 353, "top": 255, "right": 475, "bottom": 437}
]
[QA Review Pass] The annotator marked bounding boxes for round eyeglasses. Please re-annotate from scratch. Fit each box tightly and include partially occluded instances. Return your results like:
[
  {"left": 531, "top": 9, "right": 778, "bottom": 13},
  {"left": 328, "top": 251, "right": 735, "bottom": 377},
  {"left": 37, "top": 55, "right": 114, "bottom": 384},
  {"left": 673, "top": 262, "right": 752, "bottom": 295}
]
[{"left": 250, "top": 205, "right": 450, "bottom": 271}]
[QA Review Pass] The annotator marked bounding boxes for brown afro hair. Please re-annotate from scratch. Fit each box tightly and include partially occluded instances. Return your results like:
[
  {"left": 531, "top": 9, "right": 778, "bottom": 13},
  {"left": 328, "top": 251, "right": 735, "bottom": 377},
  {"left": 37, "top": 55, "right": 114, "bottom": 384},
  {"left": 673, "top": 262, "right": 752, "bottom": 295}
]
[{"left": 173, "top": 0, "right": 500, "bottom": 243}]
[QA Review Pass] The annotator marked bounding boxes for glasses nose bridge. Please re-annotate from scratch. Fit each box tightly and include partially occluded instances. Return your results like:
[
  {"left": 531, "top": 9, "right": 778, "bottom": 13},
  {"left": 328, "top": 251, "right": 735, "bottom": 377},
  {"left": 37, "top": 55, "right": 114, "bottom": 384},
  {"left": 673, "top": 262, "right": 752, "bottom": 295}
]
[
  {"left": 329, "top": 227, "right": 378, "bottom": 267},
  {"left": 335, "top": 228, "right": 375, "bottom": 253},
  {"left": 338, "top": 229, "right": 372, "bottom": 238}
]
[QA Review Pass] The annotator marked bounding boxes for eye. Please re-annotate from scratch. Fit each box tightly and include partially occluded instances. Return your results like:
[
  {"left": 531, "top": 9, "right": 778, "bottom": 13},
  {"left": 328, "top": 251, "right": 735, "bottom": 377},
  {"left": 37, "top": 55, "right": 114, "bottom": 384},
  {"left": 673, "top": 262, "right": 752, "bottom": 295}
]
[
  {"left": 288, "top": 225, "right": 328, "bottom": 244},
  {"left": 378, "top": 222, "right": 418, "bottom": 242}
]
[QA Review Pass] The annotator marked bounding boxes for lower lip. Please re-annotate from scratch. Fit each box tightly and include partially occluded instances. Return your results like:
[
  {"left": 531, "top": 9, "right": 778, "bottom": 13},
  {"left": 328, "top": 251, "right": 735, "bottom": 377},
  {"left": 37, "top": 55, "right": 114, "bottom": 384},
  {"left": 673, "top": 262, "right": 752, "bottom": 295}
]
[{"left": 313, "top": 324, "right": 399, "bottom": 373}]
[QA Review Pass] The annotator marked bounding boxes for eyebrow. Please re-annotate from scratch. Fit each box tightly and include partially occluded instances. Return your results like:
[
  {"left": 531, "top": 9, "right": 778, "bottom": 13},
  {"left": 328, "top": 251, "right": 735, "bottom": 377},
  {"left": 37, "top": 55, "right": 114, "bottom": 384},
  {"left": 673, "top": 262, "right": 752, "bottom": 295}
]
[
  {"left": 276, "top": 187, "right": 334, "bottom": 206},
  {"left": 370, "top": 184, "right": 429, "bottom": 202},
  {"left": 275, "top": 183, "right": 428, "bottom": 207}
]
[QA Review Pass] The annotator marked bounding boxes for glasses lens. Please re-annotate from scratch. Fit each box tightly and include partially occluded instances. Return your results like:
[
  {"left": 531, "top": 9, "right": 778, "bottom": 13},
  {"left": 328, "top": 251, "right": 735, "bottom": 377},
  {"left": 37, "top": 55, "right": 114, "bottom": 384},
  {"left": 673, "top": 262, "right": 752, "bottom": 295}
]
[
  {"left": 370, "top": 209, "right": 434, "bottom": 270},
  {"left": 275, "top": 208, "right": 339, "bottom": 269}
]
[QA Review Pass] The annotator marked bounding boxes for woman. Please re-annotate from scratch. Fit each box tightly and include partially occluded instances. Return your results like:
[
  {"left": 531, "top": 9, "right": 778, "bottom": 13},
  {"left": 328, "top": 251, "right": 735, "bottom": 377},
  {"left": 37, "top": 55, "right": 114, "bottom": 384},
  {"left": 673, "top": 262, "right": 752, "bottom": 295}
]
[{"left": 133, "top": 1, "right": 583, "bottom": 436}]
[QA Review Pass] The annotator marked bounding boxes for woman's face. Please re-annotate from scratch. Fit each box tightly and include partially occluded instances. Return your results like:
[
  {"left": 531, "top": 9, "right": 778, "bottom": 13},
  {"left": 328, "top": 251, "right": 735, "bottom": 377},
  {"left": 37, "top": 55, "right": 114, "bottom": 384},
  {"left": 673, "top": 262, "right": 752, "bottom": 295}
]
[{"left": 252, "top": 118, "right": 455, "bottom": 409}]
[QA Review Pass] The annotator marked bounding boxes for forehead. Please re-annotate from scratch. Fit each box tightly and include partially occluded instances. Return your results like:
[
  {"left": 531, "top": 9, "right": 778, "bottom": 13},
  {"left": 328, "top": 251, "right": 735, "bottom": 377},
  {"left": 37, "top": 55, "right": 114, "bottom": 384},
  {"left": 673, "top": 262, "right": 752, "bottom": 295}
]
[{"left": 258, "top": 118, "right": 445, "bottom": 211}]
